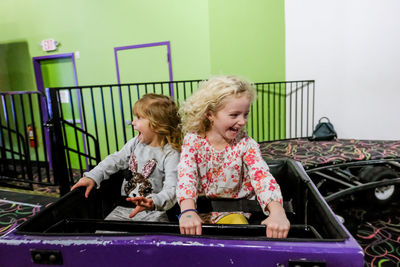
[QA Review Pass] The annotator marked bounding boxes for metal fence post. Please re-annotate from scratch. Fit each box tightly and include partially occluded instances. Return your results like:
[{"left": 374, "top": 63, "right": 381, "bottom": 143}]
[{"left": 46, "top": 88, "right": 70, "bottom": 196}]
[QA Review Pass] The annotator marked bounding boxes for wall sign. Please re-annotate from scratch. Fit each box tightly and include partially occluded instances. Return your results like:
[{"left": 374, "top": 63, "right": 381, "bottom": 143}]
[{"left": 40, "top": 39, "right": 59, "bottom": 52}]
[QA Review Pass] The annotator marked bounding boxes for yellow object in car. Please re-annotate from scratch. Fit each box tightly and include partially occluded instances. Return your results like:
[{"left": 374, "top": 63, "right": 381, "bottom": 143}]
[{"left": 216, "top": 213, "right": 249, "bottom": 224}]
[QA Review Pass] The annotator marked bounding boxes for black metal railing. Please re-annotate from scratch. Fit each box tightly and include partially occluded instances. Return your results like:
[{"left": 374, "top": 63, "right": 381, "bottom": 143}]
[
  {"left": 252, "top": 80, "right": 315, "bottom": 140},
  {"left": 46, "top": 80, "right": 203, "bottom": 175},
  {"left": 1, "top": 79, "right": 314, "bottom": 194},
  {"left": 46, "top": 79, "right": 315, "bottom": 186},
  {"left": 0, "top": 91, "right": 52, "bottom": 189}
]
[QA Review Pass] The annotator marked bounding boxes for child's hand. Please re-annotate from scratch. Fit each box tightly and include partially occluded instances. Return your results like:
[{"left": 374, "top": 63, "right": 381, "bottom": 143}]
[
  {"left": 261, "top": 201, "right": 290, "bottom": 238},
  {"left": 126, "top": 197, "right": 154, "bottom": 218},
  {"left": 70, "top": 177, "right": 95, "bottom": 198},
  {"left": 179, "top": 211, "right": 203, "bottom": 235},
  {"left": 178, "top": 199, "right": 202, "bottom": 235}
]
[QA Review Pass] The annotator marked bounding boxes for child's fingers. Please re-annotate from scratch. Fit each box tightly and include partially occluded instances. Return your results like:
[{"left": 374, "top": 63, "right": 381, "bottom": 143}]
[
  {"left": 279, "top": 229, "right": 289, "bottom": 239},
  {"left": 129, "top": 206, "right": 144, "bottom": 218},
  {"left": 71, "top": 177, "right": 95, "bottom": 198},
  {"left": 125, "top": 198, "right": 136, "bottom": 204},
  {"left": 126, "top": 197, "right": 145, "bottom": 203},
  {"left": 179, "top": 214, "right": 202, "bottom": 235},
  {"left": 186, "top": 224, "right": 202, "bottom": 235},
  {"left": 70, "top": 181, "right": 83, "bottom": 191},
  {"left": 126, "top": 197, "right": 153, "bottom": 209},
  {"left": 84, "top": 188, "right": 89, "bottom": 198},
  {"left": 84, "top": 184, "right": 93, "bottom": 198},
  {"left": 266, "top": 225, "right": 273, "bottom": 238},
  {"left": 196, "top": 224, "right": 202, "bottom": 235},
  {"left": 280, "top": 225, "right": 290, "bottom": 238},
  {"left": 266, "top": 223, "right": 289, "bottom": 238},
  {"left": 125, "top": 197, "right": 139, "bottom": 204},
  {"left": 188, "top": 227, "right": 196, "bottom": 235}
]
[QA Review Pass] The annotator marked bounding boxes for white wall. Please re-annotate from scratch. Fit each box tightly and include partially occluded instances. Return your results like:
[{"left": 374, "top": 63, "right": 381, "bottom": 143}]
[{"left": 285, "top": 0, "right": 400, "bottom": 140}]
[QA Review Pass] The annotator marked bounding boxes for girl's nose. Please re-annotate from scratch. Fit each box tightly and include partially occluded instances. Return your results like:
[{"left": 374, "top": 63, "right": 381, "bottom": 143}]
[
  {"left": 238, "top": 116, "right": 246, "bottom": 126},
  {"left": 131, "top": 119, "right": 136, "bottom": 126}
]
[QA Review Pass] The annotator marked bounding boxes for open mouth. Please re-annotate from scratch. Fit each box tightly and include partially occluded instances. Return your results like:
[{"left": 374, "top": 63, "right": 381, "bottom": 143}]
[
  {"left": 229, "top": 127, "right": 240, "bottom": 133},
  {"left": 136, "top": 130, "right": 142, "bottom": 139}
]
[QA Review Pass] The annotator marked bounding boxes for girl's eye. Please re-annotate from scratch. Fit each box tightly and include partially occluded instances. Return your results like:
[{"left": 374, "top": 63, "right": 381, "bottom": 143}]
[
  {"left": 230, "top": 114, "right": 238, "bottom": 118},
  {"left": 244, "top": 113, "right": 249, "bottom": 119}
]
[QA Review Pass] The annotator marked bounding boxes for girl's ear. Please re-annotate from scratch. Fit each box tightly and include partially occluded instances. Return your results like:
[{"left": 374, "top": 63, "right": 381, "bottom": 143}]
[{"left": 206, "top": 112, "right": 214, "bottom": 122}]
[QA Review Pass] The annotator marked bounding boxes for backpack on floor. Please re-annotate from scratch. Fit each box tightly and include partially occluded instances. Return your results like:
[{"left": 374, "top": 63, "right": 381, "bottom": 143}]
[{"left": 309, "top": 117, "right": 337, "bottom": 141}]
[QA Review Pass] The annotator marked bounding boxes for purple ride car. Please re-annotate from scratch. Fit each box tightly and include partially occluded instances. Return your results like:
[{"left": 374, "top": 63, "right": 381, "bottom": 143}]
[{"left": 0, "top": 159, "right": 364, "bottom": 266}]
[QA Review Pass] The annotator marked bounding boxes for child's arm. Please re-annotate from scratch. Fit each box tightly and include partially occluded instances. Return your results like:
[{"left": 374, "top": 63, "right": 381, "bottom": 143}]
[
  {"left": 243, "top": 138, "right": 290, "bottom": 238},
  {"left": 261, "top": 201, "right": 290, "bottom": 238},
  {"left": 179, "top": 199, "right": 203, "bottom": 235},
  {"left": 176, "top": 134, "right": 203, "bottom": 235},
  {"left": 70, "top": 176, "right": 95, "bottom": 198},
  {"left": 82, "top": 138, "right": 137, "bottom": 189},
  {"left": 243, "top": 140, "right": 283, "bottom": 210}
]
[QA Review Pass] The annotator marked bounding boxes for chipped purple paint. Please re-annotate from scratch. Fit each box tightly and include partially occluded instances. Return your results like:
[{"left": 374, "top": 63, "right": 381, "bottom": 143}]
[{"left": 0, "top": 232, "right": 363, "bottom": 266}]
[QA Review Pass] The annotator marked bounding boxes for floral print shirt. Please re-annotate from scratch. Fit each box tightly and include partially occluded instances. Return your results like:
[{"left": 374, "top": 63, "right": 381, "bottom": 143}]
[{"left": 176, "top": 132, "right": 282, "bottom": 217}]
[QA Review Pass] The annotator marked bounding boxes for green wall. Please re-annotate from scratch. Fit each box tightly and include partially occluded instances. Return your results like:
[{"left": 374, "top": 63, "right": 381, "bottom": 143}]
[
  {"left": 0, "top": 0, "right": 286, "bottom": 167},
  {"left": 0, "top": 42, "right": 36, "bottom": 91},
  {"left": 209, "top": 1, "right": 285, "bottom": 82},
  {"left": 0, "top": 0, "right": 284, "bottom": 90},
  {"left": 0, "top": 0, "right": 211, "bottom": 89}
]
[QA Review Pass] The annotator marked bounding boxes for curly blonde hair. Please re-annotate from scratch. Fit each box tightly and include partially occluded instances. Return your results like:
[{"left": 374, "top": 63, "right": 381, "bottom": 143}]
[
  {"left": 133, "top": 94, "right": 182, "bottom": 152},
  {"left": 180, "top": 75, "right": 257, "bottom": 135}
]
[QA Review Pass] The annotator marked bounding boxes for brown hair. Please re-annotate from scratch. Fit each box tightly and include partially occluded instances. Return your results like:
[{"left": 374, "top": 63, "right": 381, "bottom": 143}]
[{"left": 133, "top": 94, "right": 182, "bottom": 152}]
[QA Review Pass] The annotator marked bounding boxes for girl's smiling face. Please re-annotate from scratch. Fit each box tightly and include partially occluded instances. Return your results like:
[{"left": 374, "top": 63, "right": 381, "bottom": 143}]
[
  {"left": 132, "top": 115, "right": 162, "bottom": 147},
  {"left": 206, "top": 95, "right": 251, "bottom": 148}
]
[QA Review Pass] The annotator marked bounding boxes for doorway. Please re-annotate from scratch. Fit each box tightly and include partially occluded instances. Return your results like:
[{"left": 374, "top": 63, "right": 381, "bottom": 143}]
[
  {"left": 114, "top": 41, "right": 173, "bottom": 86},
  {"left": 32, "top": 53, "right": 83, "bottom": 169},
  {"left": 33, "top": 53, "right": 78, "bottom": 94}
]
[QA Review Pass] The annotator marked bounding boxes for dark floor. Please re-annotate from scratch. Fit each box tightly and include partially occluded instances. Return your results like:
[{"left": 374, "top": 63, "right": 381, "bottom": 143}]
[
  {"left": 332, "top": 194, "right": 400, "bottom": 267},
  {"left": 0, "top": 188, "right": 58, "bottom": 206},
  {"left": 0, "top": 188, "right": 58, "bottom": 236}
]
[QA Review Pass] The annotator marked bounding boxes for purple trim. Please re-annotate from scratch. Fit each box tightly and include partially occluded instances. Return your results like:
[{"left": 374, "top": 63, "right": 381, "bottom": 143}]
[
  {"left": 0, "top": 232, "right": 364, "bottom": 266},
  {"left": 32, "top": 53, "right": 76, "bottom": 94},
  {"left": 33, "top": 53, "right": 75, "bottom": 61},
  {"left": 32, "top": 53, "right": 88, "bottom": 169},
  {"left": 1, "top": 95, "right": 8, "bottom": 123},
  {"left": 114, "top": 41, "right": 174, "bottom": 98}
]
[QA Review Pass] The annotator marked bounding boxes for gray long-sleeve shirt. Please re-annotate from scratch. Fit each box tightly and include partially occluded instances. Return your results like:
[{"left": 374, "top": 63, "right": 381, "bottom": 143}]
[{"left": 84, "top": 136, "right": 180, "bottom": 211}]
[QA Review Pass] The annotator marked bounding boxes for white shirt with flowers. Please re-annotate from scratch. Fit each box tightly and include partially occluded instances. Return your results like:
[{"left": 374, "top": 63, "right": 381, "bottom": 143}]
[{"left": 176, "top": 132, "right": 282, "bottom": 221}]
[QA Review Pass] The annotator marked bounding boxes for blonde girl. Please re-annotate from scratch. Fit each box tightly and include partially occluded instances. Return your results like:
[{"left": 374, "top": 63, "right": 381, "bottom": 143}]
[
  {"left": 71, "top": 94, "right": 181, "bottom": 222},
  {"left": 177, "top": 75, "right": 290, "bottom": 238}
]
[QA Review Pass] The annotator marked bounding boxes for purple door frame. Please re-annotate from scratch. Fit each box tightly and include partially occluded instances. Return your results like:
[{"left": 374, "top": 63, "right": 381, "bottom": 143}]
[
  {"left": 32, "top": 53, "right": 79, "bottom": 94},
  {"left": 32, "top": 53, "right": 80, "bottom": 169},
  {"left": 114, "top": 41, "right": 174, "bottom": 97}
]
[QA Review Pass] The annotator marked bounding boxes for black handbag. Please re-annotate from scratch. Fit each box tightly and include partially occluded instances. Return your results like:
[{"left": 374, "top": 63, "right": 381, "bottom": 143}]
[{"left": 309, "top": 117, "right": 337, "bottom": 141}]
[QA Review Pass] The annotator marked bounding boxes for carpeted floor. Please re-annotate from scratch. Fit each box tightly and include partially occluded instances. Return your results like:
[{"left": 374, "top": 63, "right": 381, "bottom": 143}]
[
  {"left": 356, "top": 216, "right": 400, "bottom": 266},
  {"left": 334, "top": 197, "right": 400, "bottom": 267},
  {"left": 0, "top": 199, "right": 41, "bottom": 236},
  {"left": 0, "top": 189, "right": 58, "bottom": 236}
]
